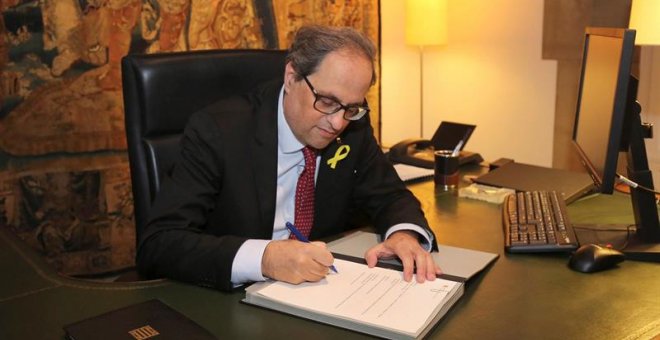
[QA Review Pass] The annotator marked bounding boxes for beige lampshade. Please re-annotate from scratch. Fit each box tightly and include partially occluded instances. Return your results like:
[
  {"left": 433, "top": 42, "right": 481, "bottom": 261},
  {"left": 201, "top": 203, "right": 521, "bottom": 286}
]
[
  {"left": 629, "top": 0, "right": 660, "bottom": 45},
  {"left": 406, "top": 0, "right": 448, "bottom": 46}
]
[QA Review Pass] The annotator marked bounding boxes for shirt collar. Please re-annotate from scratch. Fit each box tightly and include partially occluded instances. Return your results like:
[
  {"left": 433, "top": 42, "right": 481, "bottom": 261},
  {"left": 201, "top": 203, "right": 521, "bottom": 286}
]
[{"left": 278, "top": 86, "right": 305, "bottom": 154}]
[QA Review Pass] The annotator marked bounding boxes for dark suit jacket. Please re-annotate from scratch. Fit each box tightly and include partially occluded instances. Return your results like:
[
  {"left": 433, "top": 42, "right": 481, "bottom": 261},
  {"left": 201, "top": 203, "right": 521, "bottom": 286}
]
[{"left": 136, "top": 80, "right": 435, "bottom": 291}]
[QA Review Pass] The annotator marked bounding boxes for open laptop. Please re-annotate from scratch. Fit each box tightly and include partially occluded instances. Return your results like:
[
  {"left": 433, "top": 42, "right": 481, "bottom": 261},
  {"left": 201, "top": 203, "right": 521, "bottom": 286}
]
[{"left": 474, "top": 162, "right": 595, "bottom": 203}]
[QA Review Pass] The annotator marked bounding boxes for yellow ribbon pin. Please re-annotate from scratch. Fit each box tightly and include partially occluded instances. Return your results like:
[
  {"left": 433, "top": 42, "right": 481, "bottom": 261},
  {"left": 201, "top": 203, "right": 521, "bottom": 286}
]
[{"left": 327, "top": 145, "right": 350, "bottom": 169}]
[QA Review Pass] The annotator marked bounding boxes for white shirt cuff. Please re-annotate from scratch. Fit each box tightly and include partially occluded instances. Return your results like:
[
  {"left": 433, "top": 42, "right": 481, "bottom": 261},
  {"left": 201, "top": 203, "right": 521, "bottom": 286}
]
[
  {"left": 385, "top": 223, "right": 434, "bottom": 251},
  {"left": 231, "top": 239, "right": 272, "bottom": 285}
]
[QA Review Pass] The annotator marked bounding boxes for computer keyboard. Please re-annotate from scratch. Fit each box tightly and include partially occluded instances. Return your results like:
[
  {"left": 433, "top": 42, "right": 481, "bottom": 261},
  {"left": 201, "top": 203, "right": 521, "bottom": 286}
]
[{"left": 502, "top": 190, "right": 579, "bottom": 253}]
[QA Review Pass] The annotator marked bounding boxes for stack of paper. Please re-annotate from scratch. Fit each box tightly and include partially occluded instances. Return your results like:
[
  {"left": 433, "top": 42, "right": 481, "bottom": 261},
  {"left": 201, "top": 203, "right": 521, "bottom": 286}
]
[{"left": 244, "top": 258, "right": 463, "bottom": 339}]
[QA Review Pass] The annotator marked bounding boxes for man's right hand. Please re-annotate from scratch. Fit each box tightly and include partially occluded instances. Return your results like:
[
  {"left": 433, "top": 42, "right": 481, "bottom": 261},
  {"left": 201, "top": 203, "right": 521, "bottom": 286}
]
[{"left": 261, "top": 240, "right": 335, "bottom": 284}]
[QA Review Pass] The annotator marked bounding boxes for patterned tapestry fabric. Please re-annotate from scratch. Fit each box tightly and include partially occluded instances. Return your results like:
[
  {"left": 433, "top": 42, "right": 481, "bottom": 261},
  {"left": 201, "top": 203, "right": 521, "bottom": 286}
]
[{"left": 0, "top": 0, "right": 379, "bottom": 276}]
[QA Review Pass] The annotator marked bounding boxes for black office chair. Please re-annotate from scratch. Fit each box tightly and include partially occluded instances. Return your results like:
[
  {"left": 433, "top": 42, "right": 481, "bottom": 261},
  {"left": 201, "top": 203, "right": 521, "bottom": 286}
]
[{"left": 121, "top": 49, "right": 287, "bottom": 246}]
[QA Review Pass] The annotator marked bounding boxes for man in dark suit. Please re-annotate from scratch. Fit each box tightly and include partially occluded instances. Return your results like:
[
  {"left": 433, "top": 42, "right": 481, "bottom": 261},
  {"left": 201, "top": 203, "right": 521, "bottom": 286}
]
[{"left": 137, "top": 25, "right": 441, "bottom": 291}]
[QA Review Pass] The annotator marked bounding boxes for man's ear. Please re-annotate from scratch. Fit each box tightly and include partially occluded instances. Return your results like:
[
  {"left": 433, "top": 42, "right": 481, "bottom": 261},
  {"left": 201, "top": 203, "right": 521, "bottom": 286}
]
[{"left": 283, "top": 62, "right": 297, "bottom": 93}]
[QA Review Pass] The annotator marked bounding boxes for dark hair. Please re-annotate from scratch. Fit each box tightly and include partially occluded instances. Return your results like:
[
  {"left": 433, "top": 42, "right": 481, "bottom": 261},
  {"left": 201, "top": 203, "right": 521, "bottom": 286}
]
[{"left": 286, "top": 25, "right": 377, "bottom": 85}]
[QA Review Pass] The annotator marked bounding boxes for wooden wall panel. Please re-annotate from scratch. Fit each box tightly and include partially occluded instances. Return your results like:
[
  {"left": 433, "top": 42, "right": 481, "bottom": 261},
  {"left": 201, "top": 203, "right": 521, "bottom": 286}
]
[{"left": 542, "top": 0, "right": 633, "bottom": 171}]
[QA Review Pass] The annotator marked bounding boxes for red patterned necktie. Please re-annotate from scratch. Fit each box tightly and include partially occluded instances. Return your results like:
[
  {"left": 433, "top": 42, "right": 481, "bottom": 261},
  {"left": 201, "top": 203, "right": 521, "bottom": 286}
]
[{"left": 291, "top": 146, "right": 317, "bottom": 240}]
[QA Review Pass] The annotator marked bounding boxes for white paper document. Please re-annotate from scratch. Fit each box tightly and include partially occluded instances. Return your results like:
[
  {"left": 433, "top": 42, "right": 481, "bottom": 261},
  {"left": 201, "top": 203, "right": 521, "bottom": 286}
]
[
  {"left": 248, "top": 259, "right": 460, "bottom": 338},
  {"left": 393, "top": 163, "right": 434, "bottom": 182}
]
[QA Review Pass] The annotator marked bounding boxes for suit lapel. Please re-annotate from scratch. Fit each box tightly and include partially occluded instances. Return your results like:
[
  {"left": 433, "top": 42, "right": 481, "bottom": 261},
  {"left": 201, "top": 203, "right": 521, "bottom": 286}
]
[
  {"left": 314, "top": 137, "right": 351, "bottom": 238},
  {"left": 313, "top": 120, "right": 367, "bottom": 239},
  {"left": 250, "top": 83, "right": 280, "bottom": 233},
  {"left": 316, "top": 140, "right": 341, "bottom": 202}
]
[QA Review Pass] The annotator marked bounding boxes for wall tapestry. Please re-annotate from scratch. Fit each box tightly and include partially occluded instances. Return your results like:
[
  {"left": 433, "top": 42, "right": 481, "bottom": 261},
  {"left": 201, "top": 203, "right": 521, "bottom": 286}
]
[{"left": 0, "top": 0, "right": 380, "bottom": 276}]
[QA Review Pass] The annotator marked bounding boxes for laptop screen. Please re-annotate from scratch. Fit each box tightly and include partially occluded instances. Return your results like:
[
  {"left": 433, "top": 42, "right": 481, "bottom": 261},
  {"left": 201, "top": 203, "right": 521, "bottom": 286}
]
[{"left": 431, "top": 121, "right": 476, "bottom": 151}]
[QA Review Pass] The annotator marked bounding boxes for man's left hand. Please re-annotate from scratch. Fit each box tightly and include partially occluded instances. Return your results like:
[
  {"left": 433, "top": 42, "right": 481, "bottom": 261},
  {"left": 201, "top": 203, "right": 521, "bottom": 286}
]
[{"left": 364, "top": 230, "right": 442, "bottom": 283}]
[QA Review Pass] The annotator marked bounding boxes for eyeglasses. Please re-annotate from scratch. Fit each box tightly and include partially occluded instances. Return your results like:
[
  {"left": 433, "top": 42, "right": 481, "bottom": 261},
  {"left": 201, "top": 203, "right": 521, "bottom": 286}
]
[{"left": 302, "top": 75, "right": 370, "bottom": 121}]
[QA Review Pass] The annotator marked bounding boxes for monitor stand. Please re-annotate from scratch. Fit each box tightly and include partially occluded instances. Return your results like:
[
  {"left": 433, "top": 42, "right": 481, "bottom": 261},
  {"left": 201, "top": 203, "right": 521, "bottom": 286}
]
[
  {"left": 575, "top": 225, "right": 660, "bottom": 262},
  {"left": 623, "top": 239, "right": 660, "bottom": 262},
  {"left": 576, "top": 85, "right": 660, "bottom": 263}
]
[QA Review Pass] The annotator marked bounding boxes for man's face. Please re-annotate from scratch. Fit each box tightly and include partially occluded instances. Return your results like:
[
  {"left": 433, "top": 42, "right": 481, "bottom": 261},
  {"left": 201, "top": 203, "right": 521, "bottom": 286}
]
[{"left": 283, "top": 49, "right": 372, "bottom": 150}]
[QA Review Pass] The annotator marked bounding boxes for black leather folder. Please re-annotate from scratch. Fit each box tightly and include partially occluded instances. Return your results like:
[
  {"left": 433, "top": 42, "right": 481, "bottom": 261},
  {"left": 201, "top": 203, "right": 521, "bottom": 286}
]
[{"left": 64, "top": 299, "right": 216, "bottom": 340}]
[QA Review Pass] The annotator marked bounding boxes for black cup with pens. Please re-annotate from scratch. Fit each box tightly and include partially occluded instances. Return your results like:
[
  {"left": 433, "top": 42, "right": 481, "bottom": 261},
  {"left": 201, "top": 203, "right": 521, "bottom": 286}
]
[{"left": 434, "top": 150, "right": 460, "bottom": 191}]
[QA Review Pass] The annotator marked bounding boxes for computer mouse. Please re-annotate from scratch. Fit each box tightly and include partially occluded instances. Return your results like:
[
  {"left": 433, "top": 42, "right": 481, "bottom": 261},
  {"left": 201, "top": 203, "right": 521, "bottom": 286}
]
[{"left": 568, "top": 244, "right": 625, "bottom": 273}]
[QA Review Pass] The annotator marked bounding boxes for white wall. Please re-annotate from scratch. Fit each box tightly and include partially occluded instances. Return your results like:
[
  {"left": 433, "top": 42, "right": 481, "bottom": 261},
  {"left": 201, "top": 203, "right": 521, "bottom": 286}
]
[
  {"left": 638, "top": 46, "right": 660, "bottom": 188},
  {"left": 381, "top": 0, "right": 558, "bottom": 166}
]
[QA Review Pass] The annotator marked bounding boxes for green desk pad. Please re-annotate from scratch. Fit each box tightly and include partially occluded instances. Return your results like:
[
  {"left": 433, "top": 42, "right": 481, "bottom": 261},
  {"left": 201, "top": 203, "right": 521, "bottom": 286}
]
[{"left": 1, "top": 169, "right": 660, "bottom": 340}]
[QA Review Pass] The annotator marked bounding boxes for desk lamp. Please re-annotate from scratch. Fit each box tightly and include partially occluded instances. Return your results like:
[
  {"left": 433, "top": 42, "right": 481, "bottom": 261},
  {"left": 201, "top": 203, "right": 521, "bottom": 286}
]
[
  {"left": 628, "top": 0, "right": 660, "bottom": 182},
  {"left": 629, "top": 0, "right": 660, "bottom": 46},
  {"left": 629, "top": 0, "right": 660, "bottom": 92},
  {"left": 405, "top": 0, "right": 448, "bottom": 138}
]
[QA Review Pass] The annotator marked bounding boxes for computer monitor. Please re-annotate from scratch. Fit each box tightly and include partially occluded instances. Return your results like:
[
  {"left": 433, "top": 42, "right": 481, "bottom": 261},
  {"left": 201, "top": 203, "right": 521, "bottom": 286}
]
[{"left": 571, "top": 27, "right": 660, "bottom": 261}]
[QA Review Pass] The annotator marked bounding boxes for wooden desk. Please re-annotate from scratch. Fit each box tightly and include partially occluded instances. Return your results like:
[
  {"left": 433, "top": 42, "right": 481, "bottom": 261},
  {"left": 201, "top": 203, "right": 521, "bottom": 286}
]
[{"left": 1, "top": 164, "right": 660, "bottom": 339}]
